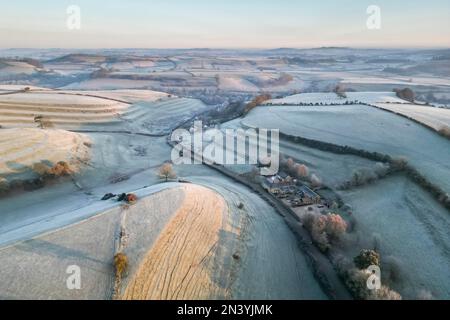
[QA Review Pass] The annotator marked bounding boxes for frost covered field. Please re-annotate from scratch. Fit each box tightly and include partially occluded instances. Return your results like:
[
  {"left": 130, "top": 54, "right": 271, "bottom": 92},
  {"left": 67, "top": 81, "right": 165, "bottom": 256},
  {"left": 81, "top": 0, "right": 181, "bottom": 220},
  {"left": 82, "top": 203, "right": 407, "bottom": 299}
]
[
  {"left": 243, "top": 102, "right": 450, "bottom": 194},
  {"left": 340, "top": 176, "right": 450, "bottom": 299},
  {"left": 267, "top": 92, "right": 406, "bottom": 105},
  {"left": 374, "top": 103, "right": 450, "bottom": 132},
  {"left": 0, "top": 85, "right": 327, "bottom": 299},
  {"left": 1, "top": 47, "right": 450, "bottom": 300}
]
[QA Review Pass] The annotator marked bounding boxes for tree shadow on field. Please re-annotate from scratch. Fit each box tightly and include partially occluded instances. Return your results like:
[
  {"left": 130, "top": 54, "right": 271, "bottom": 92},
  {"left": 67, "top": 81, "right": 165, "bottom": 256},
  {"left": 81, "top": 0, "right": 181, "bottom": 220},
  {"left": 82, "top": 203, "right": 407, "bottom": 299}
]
[
  {"left": 15, "top": 239, "right": 107, "bottom": 267},
  {"left": 208, "top": 228, "right": 243, "bottom": 298}
]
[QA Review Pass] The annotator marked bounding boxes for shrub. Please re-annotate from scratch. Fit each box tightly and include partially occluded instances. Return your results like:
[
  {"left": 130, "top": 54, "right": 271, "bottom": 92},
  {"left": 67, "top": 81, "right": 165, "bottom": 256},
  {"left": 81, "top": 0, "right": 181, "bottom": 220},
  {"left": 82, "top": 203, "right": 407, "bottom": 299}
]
[
  {"left": 354, "top": 250, "right": 380, "bottom": 270},
  {"left": 382, "top": 255, "right": 402, "bottom": 283},
  {"left": 374, "top": 162, "right": 390, "bottom": 177},
  {"left": 285, "top": 158, "right": 295, "bottom": 170},
  {"left": 340, "top": 266, "right": 402, "bottom": 300},
  {"left": 114, "top": 253, "right": 128, "bottom": 278},
  {"left": 350, "top": 168, "right": 378, "bottom": 187},
  {"left": 0, "top": 177, "right": 9, "bottom": 193},
  {"left": 31, "top": 163, "right": 51, "bottom": 175},
  {"left": 390, "top": 156, "right": 408, "bottom": 171},
  {"left": 244, "top": 94, "right": 272, "bottom": 113},
  {"left": 47, "top": 161, "right": 72, "bottom": 177},
  {"left": 438, "top": 126, "right": 450, "bottom": 139},
  {"left": 342, "top": 268, "right": 371, "bottom": 299},
  {"left": 334, "top": 84, "right": 347, "bottom": 98},
  {"left": 296, "top": 164, "right": 309, "bottom": 178},
  {"left": 9, "top": 179, "right": 24, "bottom": 190},
  {"left": 302, "top": 213, "right": 347, "bottom": 252},
  {"left": 325, "top": 213, "right": 348, "bottom": 241},
  {"left": 368, "top": 286, "right": 402, "bottom": 300},
  {"left": 394, "top": 88, "right": 415, "bottom": 102},
  {"left": 125, "top": 193, "right": 138, "bottom": 204}
]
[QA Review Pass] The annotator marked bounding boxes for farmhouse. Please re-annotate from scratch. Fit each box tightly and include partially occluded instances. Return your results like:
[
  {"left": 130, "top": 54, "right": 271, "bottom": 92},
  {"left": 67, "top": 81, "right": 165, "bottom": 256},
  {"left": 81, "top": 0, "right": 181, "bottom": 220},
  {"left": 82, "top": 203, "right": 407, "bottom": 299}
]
[
  {"left": 297, "top": 185, "right": 321, "bottom": 205},
  {"left": 263, "top": 173, "right": 321, "bottom": 206},
  {"left": 262, "top": 171, "right": 295, "bottom": 194}
]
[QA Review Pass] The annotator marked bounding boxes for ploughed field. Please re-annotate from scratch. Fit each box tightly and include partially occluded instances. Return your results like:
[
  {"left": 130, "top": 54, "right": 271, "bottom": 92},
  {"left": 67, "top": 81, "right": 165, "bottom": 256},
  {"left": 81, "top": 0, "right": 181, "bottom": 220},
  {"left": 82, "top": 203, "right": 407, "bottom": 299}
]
[{"left": 0, "top": 87, "right": 209, "bottom": 134}]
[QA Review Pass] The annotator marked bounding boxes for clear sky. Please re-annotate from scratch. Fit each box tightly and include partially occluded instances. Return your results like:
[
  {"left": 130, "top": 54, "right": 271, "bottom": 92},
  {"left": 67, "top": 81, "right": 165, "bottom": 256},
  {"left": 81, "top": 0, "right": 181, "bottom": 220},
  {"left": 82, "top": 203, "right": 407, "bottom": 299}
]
[{"left": 1, "top": 0, "right": 449, "bottom": 48}]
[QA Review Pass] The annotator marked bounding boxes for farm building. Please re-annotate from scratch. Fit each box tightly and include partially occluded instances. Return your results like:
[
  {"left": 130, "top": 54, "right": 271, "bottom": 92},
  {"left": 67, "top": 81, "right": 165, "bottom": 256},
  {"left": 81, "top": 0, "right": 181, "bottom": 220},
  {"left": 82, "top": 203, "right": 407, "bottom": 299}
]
[
  {"left": 296, "top": 185, "right": 321, "bottom": 205},
  {"left": 262, "top": 171, "right": 296, "bottom": 194}
]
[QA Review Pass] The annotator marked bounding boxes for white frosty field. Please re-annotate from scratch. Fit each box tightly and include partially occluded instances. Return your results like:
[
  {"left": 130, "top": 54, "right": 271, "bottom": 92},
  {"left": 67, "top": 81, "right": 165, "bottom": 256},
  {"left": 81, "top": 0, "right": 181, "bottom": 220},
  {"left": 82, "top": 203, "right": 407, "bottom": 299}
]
[
  {"left": 190, "top": 176, "right": 327, "bottom": 300},
  {"left": 267, "top": 91, "right": 406, "bottom": 105},
  {"left": 0, "top": 178, "right": 327, "bottom": 300},
  {"left": 122, "top": 97, "right": 209, "bottom": 135},
  {"left": 0, "top": 184, "right": 186, "bottom": 299},
  {"left": 218, "top": 75, "right": 260, "bottom": 92},
  {"left": 0, "top": 60, "right": 39, "bottom": 77},
  {"left": 374, "top": 103, "right": 450, "bottom": 131},
  {"left": 243, "top": 104, "right": 450, "bottom": 194},
  {"left": 220, "top": 117, "right": 377, "bottom": 188},
  {"left": 340, "top": 176, "right": 450, "bottom": 299},
  {"left": 0, "top": 84, "right": 327, "bottom": 300},
  {"left": 0, "top": 88, "right": 208, "bottom": 134},
  {"left": 0, "top": 91, "right": 128, "bottom": 129}
]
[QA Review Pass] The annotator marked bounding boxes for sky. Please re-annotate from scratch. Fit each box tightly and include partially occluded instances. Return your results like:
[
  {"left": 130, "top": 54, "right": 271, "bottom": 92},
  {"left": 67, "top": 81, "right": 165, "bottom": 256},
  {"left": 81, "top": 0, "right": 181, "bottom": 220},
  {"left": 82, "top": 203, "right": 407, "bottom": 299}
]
[{"left": 0, "top": 0, "right": 449, "bottom": 49}]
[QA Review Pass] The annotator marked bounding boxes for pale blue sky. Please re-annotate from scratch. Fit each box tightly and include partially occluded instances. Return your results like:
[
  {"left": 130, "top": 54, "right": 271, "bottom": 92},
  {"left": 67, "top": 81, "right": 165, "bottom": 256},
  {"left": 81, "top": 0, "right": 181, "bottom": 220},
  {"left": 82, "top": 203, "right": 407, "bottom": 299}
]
[{"left": 1, "top": 0, "right": 449, "bottom": 48}]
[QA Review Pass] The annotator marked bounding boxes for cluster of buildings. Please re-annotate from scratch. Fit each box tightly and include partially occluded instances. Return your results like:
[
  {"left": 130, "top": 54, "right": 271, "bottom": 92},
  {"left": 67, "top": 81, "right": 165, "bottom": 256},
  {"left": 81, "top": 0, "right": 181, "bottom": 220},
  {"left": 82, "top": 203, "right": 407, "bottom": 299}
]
[{"left": 262, "top": 171, "right": 321, "bottom": 207}]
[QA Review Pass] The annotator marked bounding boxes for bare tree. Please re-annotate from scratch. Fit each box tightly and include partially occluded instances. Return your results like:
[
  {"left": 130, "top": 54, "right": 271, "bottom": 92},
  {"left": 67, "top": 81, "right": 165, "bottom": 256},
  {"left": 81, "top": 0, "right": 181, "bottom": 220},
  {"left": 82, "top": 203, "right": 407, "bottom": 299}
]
[
  {"left": 158, "top": 163, "right": 176, "bottom": 182},
  {"left": 334, "top": 84, "right": 347, "bottom": 98}
]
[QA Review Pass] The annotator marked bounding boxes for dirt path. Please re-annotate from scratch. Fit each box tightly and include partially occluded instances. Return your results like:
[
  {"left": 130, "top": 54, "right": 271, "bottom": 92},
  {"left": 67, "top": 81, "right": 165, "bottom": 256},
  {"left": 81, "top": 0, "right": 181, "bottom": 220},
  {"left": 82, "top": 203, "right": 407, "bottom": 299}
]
[{"left": 121, "top": 185, "right": 228, "bottom": 300}]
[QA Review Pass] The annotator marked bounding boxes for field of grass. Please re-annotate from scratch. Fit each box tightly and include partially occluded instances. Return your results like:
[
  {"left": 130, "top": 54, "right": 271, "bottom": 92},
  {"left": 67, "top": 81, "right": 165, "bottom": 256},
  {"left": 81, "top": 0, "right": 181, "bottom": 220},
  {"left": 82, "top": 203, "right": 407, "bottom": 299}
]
[
  {"left": 0, "top": 128, "right": 90, "bottom": 179},
  {"left": 374, "top": 102, "right": 450, "bottom": 132},
  {"left": 243, "top": 104, "right": 450, "bottom": 194},
  {"left": 339, "top": 175, "right": 450, "bottom": 299}
]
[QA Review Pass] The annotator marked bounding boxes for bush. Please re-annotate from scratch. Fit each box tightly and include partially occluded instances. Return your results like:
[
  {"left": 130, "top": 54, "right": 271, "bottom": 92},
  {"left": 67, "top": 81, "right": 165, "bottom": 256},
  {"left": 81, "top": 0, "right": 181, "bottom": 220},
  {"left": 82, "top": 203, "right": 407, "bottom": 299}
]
[
  {"left": 125, "top": 193, "right": 138, "bottom": 204},
  {"left": 244, "top": 94, "right": 272, "bottom": 113},
  {"left": 296, "top": 164, "right": 309, "bottom": 178},
  {"left": 325, "top": 213, "right": 348, "bottom": 241},
  {"left": 390, "top": 156, "right": 408, "bottom": 171},
  {"left": 354, "top": 250, "right": 380, "bottom": 270},
  {"left": 340, "top": 266, "right": 402, "bottom": 300},
  {"left": 374, "top": 162, "right": 390, "bottom": 177},
  {"left": 438, "top": 126, "right": 450, "bottom": 139},
  {"left": 46, "top": 161, "right": 72, "bottom": 177},
  {"left": 342, "top": 268, "right": 371, "bottom": 299},
  {"left": 302, "top": 213, "right": 347, "bottom": 252},
  {"left": 0, "top": 177, "right": 9, "bottom": 193},
  {"left": 334, "top": 84, "right": 347, "bottom": 98},
  {"left": 114, "top": 253, "right": 128, "bottom": 278},
  {"left": 394, "top": 88, "right": 415, "bottom": 102},
  {"left": 31, "top": 163, "right": 51, "bottom": 175},
  {"left": 368, "top": 286, "right": 402, "bottom": 300}
]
